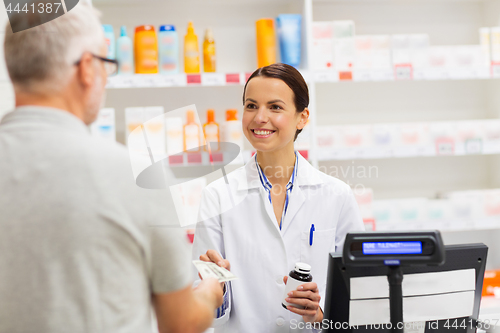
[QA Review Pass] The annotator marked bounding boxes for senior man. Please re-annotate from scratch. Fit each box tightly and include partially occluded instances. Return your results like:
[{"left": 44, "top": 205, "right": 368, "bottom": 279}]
[{"left": 0, "top": 3, "right": 222, "bottom": 333}]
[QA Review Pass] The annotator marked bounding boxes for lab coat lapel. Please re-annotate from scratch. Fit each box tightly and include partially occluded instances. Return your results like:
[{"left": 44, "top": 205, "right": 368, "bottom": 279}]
[
  {"left": 245, "top": 155, "right": 282, "bottom": 235},
  {"left": 258, "top": 186, "right": 283, "bottom": 235},
  {"left": 280, "top": 183, "right": 305, "bottom": 236},
  {"left": 281, "top": 152, "right": 323, "bottom": 236}
]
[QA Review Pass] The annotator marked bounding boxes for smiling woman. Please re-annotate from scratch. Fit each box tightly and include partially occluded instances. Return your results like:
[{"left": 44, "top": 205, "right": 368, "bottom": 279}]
[
  {"left": 193, "top": 63, "right": 365, "bottom": 333},
  {"left": 243, "top": 63, "right": 309, "bottom": 142}
]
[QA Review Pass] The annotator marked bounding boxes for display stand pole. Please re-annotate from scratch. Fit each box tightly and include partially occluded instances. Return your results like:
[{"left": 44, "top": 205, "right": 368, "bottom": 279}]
[{"left": 387, "top": 266, "right": 404, "bottom": 333}]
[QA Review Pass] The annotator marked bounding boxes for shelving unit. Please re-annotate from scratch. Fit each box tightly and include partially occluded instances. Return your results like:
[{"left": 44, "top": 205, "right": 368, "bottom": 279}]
[
  {"left": 105, "top": 67, "right": 499, "bottom": 89},
  {"left": 92, "top": 0, "right": 500, "bottom": 271},
  {"left": 1, "top": 0, "right": 499, "bottom": 258},
  {"left": 106, "top": 72, "right": 253, "bottom": 89}
]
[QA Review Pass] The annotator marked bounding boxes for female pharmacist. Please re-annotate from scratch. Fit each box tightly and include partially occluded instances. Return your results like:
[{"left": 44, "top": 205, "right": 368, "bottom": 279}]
[{"left": 192, "top": 63, "right": 364, "bottom": 332}]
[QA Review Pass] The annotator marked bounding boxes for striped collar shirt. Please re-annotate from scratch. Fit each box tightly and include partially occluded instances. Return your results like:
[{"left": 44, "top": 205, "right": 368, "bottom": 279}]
[{"left": 255, "top": 152, "right": 299, "bottom": 230}]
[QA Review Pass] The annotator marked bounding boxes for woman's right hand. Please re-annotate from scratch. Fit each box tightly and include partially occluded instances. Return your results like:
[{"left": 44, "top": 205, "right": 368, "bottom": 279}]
[
  {"left": 199, "top": 249, "right": 231, "bottom": 271},
  {"left": 199, "top": 250, "right": 231, "bottom": 291}
]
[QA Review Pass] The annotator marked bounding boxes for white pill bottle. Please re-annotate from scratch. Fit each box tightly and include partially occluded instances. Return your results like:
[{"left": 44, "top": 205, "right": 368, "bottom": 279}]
[{"left": 282, "top": 262, "right": 313, "bottom": 309}]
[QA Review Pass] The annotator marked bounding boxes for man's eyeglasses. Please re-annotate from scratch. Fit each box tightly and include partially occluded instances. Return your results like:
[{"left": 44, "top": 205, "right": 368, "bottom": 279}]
[{"left": 74, "top": 54, "right": 119, "bottom": 77}]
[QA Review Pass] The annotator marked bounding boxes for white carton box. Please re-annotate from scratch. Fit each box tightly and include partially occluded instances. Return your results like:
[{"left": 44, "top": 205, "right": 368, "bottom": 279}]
[
  {"left": 490, "top": 27, "right": 500, "bottom": 63},
  {"left": 333, "top": 20, "right": 355, "bottom": 72},
  {"left": 90, "top": 108, "right": 116, "bottom": 142},
  {"left": 311, "top": 21, "right": 335, "bottom": 70},
  {"left": 479, "top": 27, "right": 491, "bottom": 66}
]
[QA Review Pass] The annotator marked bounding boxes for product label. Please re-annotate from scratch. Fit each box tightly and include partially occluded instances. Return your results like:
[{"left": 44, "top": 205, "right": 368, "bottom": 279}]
[
  {"left": 166, "top": 129, "right": 183, "bottom": 155},
  {"left": 161, "top": 36, "right": 174, "bottom": 44},
  {"left": 282, "top": 276, "right": 307, "bottom": 309},
  {"left": 145, "top": 122, "right": 162, "bottom": 133},
  {"left": 160, "top": 47, "right": 177, "bottom": 71},
  {"left": 142, "top": 36, "right": 156, "bottom": 45},
  {"left": 204, "top": 125, "right": 219, "bottom": 151},
  {"left": 185, "top": 125, "right": 200, "bottom": 150},
  {"left": 205, "top": 124, "right": 218, "bottom": 139}
]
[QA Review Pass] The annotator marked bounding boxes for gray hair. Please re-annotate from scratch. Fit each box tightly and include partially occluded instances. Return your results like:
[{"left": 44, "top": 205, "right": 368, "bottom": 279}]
[{"left": 3, "top": 1, "right": 104, "bottom": 94}]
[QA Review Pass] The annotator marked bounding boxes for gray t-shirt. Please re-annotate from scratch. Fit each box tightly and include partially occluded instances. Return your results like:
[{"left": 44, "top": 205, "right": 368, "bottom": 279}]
[{"left": 0, "top": 106, "right": 191, "bottom": 333}]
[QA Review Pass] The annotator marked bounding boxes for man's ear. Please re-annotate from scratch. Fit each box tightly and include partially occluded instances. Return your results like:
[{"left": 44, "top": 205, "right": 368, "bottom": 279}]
[
  {"left": 76, "top": 52, "right": 95, "bottom": 88},
  {"left": 297, "top": 108, "right": 310, "bottom": 130}
]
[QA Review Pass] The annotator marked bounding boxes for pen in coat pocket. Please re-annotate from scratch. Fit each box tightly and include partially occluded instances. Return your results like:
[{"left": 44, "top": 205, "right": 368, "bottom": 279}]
[{"left": 309, "top": 224, "right": 315, "bottom": 246}]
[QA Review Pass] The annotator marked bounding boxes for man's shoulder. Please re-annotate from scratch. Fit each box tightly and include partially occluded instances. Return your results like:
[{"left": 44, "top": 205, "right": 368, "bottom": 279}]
[{"left": 81, "top": 136, "right": 129, "bottom": 161}]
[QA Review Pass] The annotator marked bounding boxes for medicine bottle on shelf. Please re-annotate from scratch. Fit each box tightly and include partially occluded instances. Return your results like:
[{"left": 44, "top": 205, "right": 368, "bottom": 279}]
[
  {"left": 159, "top": 25, "right": 179, "bottom": 74},
  {"left": 203, "top": 109, "right": 220, "bottom": 152},
  {"left": 184, "top": 22, "right": 200, "bottom": 74},
  {"left": 134, "top": 25, "right": 159, "bottom": 74},
  {"left": 117, "top": 26, "right": 134, "bottom": 75},
  {"left": 203, "top": 28, "right": 216, "bottom": 72},
  {"left": 282, "top": 263, "right": 313, "bottom": 309},
  {"left": 183, "top": 110, "right": 201, "bottom": 152},
  {"left": 222, "top": 109, "right": 244, "bottom": 150},
  {"left": 256, "top": 18, "right": 276, "bottom": 68}
]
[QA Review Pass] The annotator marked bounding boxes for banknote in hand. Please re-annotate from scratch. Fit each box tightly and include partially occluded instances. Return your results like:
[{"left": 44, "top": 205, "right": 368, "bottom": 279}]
[{"left": 192, "top": 260, "right": 238, "bottom": 282}]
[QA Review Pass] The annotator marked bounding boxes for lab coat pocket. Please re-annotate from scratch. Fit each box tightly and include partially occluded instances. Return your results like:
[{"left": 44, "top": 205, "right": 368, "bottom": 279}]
[{"left": 300, "top": 228, "right": 336, "bottom": 292}]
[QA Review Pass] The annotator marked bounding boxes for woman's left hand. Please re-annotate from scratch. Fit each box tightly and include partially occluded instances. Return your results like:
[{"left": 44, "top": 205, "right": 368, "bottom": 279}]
[{"left": 283, "top": 276, "right": 323, "bottom": 323}]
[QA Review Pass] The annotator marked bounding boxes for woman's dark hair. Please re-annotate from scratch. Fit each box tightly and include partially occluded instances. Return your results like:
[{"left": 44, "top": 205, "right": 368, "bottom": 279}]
[{"left": 243, "top": 63, "right": 309, "bottom": 141}]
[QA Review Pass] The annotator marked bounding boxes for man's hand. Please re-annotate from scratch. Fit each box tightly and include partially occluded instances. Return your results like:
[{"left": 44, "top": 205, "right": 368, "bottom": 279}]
[
  {"left": 194, "top": 277, "right": 224, "bottom": 309},
  {"left": 283, "top": 276, "right": 323, "bottom": 323},
  {"left": 199, "top": 250, "right": 231, "bottom": 291}
]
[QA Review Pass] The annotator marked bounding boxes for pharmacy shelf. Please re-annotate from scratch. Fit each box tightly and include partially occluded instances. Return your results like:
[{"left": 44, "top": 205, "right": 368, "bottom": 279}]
[
  {"left": 315, "top": 67, "right": 497, "bottom": 83},
  {"left": 106, "top": 72, "right": 254, "bottom": 89},
  {"left": 165, "top": 150, "right": 251, "bottom": 167},
  {"left": 316, "top": 144, "right": 500, "bottom": 161},
  {"left": 375, "top": 216, "right": 500, "bottom": 233},
  {"left": 163, "top": 150, "right": 309, "bottom": 167},
  {"left": 105, "top": 66, "right": 499, "bottom": 89}
]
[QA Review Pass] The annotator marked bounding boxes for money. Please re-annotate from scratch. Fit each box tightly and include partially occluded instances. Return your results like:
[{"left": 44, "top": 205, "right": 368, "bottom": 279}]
[{"left": 192, "top": 260, "right": 238, "bottom": 283}]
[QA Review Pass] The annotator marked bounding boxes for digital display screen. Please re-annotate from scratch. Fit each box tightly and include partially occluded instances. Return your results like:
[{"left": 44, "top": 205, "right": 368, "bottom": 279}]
[{"left": 362, "top": 241, "right": 423, "bottom": 255}]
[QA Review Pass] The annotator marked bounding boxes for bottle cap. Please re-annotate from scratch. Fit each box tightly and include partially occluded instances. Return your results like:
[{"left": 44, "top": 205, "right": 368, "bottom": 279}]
[
  {"left": 187, "top": 21, "right": 195, "bottom": 34},
  {"left": 135, "top": 25, "right": 155, "bottom": 33},
  {"left": 160, "top": 25, "right": 176, "bottom": 32},
  {"left": 256, "top": 18, "right": 274, "bottom": 31},
  {"left": 207, "top": 109, "right": 215, "bottom": 123},
  {"left": 205, "top": 28, "right": 214, "bottom": 41},
  {"left": 187, "top": 110, "right": 195, "bottom": 123},
  {"left": 294, "top": 262, "right": 311, "bottom": 274},
  {"left": 226, "top": 109, "right": 238, "bottom": 121},
  {"left": 102, "top": 24, "right": 114, "bottom": 34},
  {"left": 120, "top": 26, "right": 127, "bottom": 37}
]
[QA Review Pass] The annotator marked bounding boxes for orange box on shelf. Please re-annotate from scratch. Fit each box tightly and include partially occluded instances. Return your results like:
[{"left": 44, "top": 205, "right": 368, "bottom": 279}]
[{"left": 482, "top": 270, "right": 500, "bottom": 297}]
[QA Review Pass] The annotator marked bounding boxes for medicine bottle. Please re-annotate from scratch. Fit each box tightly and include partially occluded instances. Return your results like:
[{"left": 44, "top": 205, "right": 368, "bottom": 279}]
[{"left": 282, "top": 262, "right": 313, "bottom": 309}]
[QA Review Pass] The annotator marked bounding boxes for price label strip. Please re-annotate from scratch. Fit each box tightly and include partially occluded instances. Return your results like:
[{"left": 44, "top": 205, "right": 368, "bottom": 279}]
[
  {"left": 187, "top": 74, "right": 202, "bottom": 85},
  {"left": 435, "top": 138, "right": 455, "bottom": 156},
  {"left": 192, "top": 260, "right": 238, "bottom": 283},
  {"left": 492, "top": 62, "right": 500, "bottom": 79},
  {"left": 394, "top": 64, "right": 413, "bottom": 80},
  {"left": 464, "top": 138, "right": 483, "bottom": 155},
  {"left": 202, "top": 73, "right": 225, "bottom": 86},
  {"left": 225, "top": 73, "right": 241, "bottom": 84}
]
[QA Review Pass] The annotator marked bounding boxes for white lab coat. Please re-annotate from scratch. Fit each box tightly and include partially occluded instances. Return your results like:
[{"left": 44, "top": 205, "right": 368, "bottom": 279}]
[{"left": 192, "top": 152, "right": 365, "bottom": 333}]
